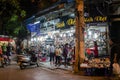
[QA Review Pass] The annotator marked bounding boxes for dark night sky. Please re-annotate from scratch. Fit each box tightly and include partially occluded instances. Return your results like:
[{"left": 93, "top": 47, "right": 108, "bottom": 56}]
[{"left": 20, "top": 0, "right": 59, "bottom": 19}]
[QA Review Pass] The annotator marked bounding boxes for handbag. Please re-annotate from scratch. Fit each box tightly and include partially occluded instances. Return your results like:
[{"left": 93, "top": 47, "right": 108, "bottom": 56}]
[
  {"left": 113, "top": 53, "right": 120, "bottom": 75},
  {"left": 113, "top": 63, "right": 120, "bottom": 75}
]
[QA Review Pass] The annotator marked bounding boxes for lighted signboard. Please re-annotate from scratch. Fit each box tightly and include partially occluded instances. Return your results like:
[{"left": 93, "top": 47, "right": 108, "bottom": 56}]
[
  {"left": 55, "top": 16, "right": 107, "bottom": 29},
  {"left": 55, "top": 15, "right": 75, "bottom": 30},
  {"left": 85, "top": 16, "right": 107, "bottom": 23}
]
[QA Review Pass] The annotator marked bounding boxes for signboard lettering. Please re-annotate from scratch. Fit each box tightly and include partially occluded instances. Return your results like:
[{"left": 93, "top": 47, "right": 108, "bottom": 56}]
[
  {"left": 67, "top": 18, "right": 76, "bottom": 25},
  {"left": 55, "top": 16, "right": 107, "bottom": 29},
  {"left": 56, "top": 21, "right": 65, "bottom": 28},
  {"left": 85, "top": 16, "right": 107, "bottom": 23},
  {"left": 84, "top": 17, "right": 93, "bottom": 23}
]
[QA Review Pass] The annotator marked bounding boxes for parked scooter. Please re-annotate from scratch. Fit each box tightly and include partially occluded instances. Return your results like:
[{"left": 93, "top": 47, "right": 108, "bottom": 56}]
[{"left": 17, "top": 53, "right": 39, "bottom": 69}]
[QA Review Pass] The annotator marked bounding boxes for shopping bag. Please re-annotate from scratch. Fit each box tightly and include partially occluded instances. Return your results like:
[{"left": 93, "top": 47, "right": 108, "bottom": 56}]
[{"left": 113, "top": 63, "right": 120, "bottom": 75}]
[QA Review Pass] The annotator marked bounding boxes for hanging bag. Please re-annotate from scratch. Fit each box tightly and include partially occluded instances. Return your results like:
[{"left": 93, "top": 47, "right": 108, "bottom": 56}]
[{"left": 113, "top": 54, "right": 120, "bottom": 75}]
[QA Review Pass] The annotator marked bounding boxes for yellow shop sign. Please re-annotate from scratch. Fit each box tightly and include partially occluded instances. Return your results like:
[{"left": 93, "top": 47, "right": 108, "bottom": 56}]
[
  {"left": 55, "top": 16, "right": 107, "bottom": 28},
  {"left": 66, "top": 18, "right": 76, "bottom": 25},
  {"left": 85, "top": 16, "right": 107, "bottom": 23},
  {"left": 56, "top": 21, "right": 65, "bottom": 28}
]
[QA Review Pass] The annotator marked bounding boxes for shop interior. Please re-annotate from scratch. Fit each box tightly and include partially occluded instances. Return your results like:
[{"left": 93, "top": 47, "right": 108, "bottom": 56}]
[{"left": 84, "top": 25, "right": 109, "bottom": 59}]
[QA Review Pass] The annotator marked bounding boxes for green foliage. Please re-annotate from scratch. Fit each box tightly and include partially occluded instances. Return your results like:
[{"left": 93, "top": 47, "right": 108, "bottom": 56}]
[
  {"left": 6, "top": 18, "right": 20, "bottom": 36},
  {"left": 0, "top": 0, "right": 26, "bottom": 38},
  {"left": 6, "top": 16, "right": 28, "bottom": 39},
  {"left": 10, "top": 14, "right": 18, "bottom": 22},
  {"left": 21, "top": 10, "right": 26, "bottom": 18}
]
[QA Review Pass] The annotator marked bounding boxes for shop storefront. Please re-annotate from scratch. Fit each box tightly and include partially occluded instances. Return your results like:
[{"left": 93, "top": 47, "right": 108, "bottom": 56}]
[
  {"left": 81, "top": 16, "right": 110, "bottom": 76},
  {"left": 28, "top": 13, "right": 76, "bottom": 46},
  {"left": 25, "top": 3, "right": 111, "bottom": 73},
  {"left": 25, "top": 12, "right": 76, "bottom": 63},
  {"left": 0, "top": 36, "right": 15, "bottom": 45},
  {"left": 84, "top": 16, "right": 109, "bottom": 58},
  {"left": 0, "top": 36, "right": 16, "bottom": 52},
  {"left": 27, "top": 15, "right": 110, "bottom": 59}
]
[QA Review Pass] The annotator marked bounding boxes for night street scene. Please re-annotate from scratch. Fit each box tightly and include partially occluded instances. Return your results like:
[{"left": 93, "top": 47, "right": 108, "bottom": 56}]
[{"left": 0, "top": 0, "right": 120, "bottom": 80}]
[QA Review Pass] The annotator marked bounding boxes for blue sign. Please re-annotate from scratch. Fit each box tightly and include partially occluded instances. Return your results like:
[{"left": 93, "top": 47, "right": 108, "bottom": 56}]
[{"left": 27, "top": 23, "right": 40, "bottom": 32}]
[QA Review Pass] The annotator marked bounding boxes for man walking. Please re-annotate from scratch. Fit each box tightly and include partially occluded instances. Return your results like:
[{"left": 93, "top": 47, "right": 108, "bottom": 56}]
[{"left": 49, "top": 44, "right": 55, "bottom": 65}]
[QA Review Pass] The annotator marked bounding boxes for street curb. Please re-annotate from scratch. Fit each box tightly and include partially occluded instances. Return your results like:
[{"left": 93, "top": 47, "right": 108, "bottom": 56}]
[
  {"left": 40, "top": 64, "right": 72, "bottom": 71},
  {"left": 56, "top": 67, "right": 72, "bottom": 71}
]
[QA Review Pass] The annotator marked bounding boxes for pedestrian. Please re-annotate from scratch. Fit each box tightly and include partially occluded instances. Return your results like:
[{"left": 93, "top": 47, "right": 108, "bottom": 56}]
[
  {"left": 0, "top": 45, "right": 3, "bottom": 57},
  {"left": 6, "top": 43, "right": 13, "bottom": 64},
  {"left": 55, "top": 46, "right": 62, "bottom": 67},
  {"left": 91, "top": 41, "right": 98, "bottom": 58},
  {"left": 109, "top": 38, "right": 120, "bottom": 76},
  {"left": 63, "top": 43, "right": 69, "bottom": 68},
  {"left": 1, "top": 43, "right": 7, "bottom": 55},
  {"left": 49, "top": 44, "right": 55, "bottom": 65},
  {"left": 93, "top": 41, "right": 98, "bottom": 58}
]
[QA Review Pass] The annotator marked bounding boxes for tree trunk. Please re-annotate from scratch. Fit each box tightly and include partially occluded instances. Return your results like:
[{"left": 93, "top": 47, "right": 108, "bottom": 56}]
[{"left": 74, "top": 0, "right": 85, "bottom": 73}]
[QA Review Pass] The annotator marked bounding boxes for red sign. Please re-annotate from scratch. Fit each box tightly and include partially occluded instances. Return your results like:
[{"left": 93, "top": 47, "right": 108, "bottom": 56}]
[{"left": 0, "top": 37, "right": 13, "bottom": 42}]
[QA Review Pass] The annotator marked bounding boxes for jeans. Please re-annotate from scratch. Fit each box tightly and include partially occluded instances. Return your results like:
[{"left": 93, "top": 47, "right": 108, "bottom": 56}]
[{"left": 50, "top": 53, "right": 55, "bottom": 62}]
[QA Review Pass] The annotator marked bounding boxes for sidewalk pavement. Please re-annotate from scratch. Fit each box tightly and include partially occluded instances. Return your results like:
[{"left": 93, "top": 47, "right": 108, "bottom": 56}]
[
  {"left": 39, "top": 61, "right": 73, "bottom": 71},
  {"left": 39, "top": 62, "right": 120, "bottom": 80}
]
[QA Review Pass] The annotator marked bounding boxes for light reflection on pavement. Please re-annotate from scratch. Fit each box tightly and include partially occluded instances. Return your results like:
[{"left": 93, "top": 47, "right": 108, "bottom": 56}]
[{"left": 0, "top": 63, "right": 119, "bottom": 80}]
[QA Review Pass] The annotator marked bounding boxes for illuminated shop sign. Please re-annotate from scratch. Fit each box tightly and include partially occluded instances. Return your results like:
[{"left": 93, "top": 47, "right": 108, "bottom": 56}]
[
  {"left": 56, "top": 18, "right": 75, "bottom": 28},
  {"left": 55, "top": 16, "right": 75, "bottom": 29},
  {"left": 67, "top": 18, "right": 76, "bottom": 25},
  {"left": 85, "top": 16, "right": 107, "bottom": 23},
  {"left": 56, "top": 21, "right": 65, "bottom": 28},
  {"left": 55, "top": 16, "right": 107, "bottom": 29}
]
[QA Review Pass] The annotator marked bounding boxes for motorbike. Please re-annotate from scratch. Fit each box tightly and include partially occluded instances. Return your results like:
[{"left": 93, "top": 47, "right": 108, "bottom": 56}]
[
  {"left": 0, "top": 56, "right": 5, "bottom": 68},
  {"left": 17, "top": 54, "right": 39, "bottom": 69},
  {"left": 3, "top": 55, "right": 10, "bottom": 65}
]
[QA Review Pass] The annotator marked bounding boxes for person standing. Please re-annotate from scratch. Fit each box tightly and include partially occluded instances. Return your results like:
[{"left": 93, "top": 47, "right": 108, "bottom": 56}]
[
  {"left": 91, "top": 41, "right": 99, "bottom": 58},
  {"left": 6, "top": 43, "right": 13, "bottom": 64},
  {"left": 0, "top": 45, "right": 4, "bottom": 67},
  {"left": 49, "top": 44, "right": 55, "bottom": 65},
  {"left": 0, "top": 46, "right": 3, "bottom": 57},
  {"left": 2, "top": 43, "right": 7, "bottom": 55},
  {"left": 55, "top": 46, "right": 62, "bottom": 67},
  {"left": 94, "top": 41, "right": 98, "bottom": 58},
  {"left": 63, "top": 43, "right": 69, "bottom": 67},
  {"left": 109, "top": 39, "right": 120, "bottom": 76},
  {"left": 2, "top": 43, "right": 9, "bottom": 64}
]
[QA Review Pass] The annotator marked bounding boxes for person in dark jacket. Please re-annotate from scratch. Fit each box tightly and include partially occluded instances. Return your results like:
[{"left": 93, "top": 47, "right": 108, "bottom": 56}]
[
  {"left": 6, "top": 43, "right": 13, "bottom": 64},
  {"left": 63, "top": 43, "right": 69, "bottom": 67},
  {"left": 109, "top": 39, "right": 120, "bottom": 76},
  {"left": 93, "top": 41, "right": 98, "bottom": 58}
]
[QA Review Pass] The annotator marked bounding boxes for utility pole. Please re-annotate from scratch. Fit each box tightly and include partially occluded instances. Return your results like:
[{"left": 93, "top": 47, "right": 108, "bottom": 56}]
[{"left": 74, "top": 0, "right": 85, "bottom": 73}]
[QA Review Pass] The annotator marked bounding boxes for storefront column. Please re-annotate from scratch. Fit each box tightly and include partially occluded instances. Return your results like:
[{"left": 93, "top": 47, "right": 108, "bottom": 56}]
[{"left": 74, "top": 0, "right": 85, "bottom": 73}]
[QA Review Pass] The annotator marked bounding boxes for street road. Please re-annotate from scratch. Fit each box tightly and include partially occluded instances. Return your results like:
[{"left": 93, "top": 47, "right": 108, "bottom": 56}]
[{"left": 0, "top": 62, "right": 118, "bottom": 80}]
